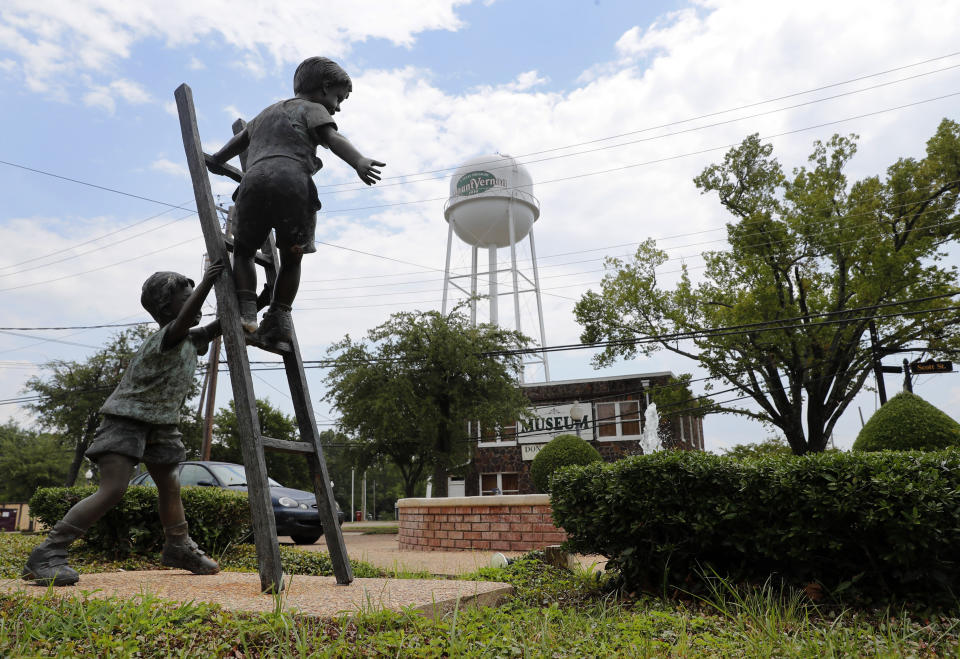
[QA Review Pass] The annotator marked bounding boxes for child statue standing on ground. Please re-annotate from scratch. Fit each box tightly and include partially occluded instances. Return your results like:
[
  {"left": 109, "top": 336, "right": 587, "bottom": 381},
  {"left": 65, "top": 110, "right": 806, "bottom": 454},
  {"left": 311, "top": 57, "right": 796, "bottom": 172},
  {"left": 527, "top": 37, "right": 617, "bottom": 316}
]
[
  {"left": 23, "top": 262, "right": 225, "bottom": 586},
  {"left": 206, "top": 57, "right": 385, "bottom": 349}
]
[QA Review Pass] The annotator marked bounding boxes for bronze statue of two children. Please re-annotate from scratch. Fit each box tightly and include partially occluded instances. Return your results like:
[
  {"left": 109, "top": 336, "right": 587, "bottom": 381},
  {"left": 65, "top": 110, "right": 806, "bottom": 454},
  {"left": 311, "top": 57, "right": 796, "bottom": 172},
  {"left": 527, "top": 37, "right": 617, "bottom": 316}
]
[{"left": 23, "top": 57, "right": 383, "bottom": 586}]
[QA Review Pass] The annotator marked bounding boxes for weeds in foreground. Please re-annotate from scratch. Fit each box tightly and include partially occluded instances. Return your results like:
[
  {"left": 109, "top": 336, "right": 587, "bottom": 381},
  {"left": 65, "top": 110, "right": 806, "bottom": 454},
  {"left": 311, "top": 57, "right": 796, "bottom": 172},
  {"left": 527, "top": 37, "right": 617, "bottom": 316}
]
[{"left": 3, "top": 534, "right": 960, "bottom": 656}]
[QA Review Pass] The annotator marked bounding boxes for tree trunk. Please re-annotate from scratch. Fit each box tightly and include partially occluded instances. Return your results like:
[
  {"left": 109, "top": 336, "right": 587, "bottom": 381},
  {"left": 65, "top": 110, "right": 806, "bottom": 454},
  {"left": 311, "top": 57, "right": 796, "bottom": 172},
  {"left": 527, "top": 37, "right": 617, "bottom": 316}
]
[
  {"left": 782, "top": 419, "right": 810, "bottom": 456},
  {"left": 65, "top": 447, "right": 84, "bottom": 486},
  {"left": 432, "top": 462, "right": 448, "bottom": 498},
  {"left": 65, "top": 413, "right": 99, "bottom": 486}
]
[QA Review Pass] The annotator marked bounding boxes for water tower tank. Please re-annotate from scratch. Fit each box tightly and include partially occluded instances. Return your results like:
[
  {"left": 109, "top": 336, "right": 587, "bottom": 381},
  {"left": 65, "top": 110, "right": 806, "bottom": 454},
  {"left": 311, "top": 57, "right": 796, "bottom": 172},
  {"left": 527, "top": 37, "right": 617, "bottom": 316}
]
[{"left": 443, "top": 153, "right": 540, "bottom": 248}]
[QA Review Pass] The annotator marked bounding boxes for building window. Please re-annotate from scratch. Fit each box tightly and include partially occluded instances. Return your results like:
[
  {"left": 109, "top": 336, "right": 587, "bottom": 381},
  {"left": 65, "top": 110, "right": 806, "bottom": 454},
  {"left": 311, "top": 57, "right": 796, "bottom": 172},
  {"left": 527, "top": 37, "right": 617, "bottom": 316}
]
[
  {"left": 480, "top": 473, "right": 519, "bottom": 495},
  {"left": 470, "top": 420, "right": 517, "bottom": 446},
  {"left": 595, "top": 400, "right": 641, "bottom": 440}
]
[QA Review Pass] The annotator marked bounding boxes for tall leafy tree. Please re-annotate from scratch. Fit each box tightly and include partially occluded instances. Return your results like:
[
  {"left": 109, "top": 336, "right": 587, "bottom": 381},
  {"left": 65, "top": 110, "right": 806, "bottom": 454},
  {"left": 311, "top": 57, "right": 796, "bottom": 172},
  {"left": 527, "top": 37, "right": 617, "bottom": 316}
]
[
  {"left": 24, "top": 326, "right": 151, "bottom": 485},
  {"left": 324, "top": 310, "right": 531, "bottom": 497},
  {"left": 211, "top": 398, "right": 311, "bottom": 490},
  {"left": 24, "top": 325, "right": 203, "bottom": 483},
  {"left": 0, "top": 420, "right": 71, "bottom": 500},
  {"left": 575, "top": 120, "right": 960, "bottom": 454}
]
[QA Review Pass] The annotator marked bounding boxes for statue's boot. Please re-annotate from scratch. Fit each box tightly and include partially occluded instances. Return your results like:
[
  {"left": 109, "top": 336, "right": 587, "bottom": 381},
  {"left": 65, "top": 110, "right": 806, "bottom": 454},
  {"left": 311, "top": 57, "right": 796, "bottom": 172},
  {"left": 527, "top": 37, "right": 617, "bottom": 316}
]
[
  {"left": 237, "top": 289, "right": 259, "bottom": 333},
  {"left": 251, "top": 303, "right": 293, "bottom": 352},
  {"left": 22, "top": 521, "right": 85, "bottom": 586},
  {"left": 161, "top": 522, "right": 219, "bottom": 575}
]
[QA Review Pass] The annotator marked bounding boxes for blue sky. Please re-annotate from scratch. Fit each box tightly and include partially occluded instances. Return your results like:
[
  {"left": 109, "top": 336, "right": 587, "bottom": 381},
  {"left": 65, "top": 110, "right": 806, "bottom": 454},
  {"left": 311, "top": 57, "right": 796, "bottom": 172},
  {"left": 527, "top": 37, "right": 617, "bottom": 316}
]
[{"left": 1, "top": 0, "right": 959, "bottom": 453}]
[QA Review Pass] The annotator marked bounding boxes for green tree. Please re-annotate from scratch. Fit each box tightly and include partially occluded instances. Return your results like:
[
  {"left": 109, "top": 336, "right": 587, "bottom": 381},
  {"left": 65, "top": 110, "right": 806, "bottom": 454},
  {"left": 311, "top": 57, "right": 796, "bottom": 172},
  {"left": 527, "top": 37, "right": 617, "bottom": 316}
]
[
  {"left": 575, "top": 120, "right": 960, "bottom": 455},
  {"left": 721, "top": 436, "right": 794, "bottom": 461},
  {"left": 24, "top": 326, "right": 206, "bottom": 484},
  {"left": 649, "top": 374, "right": 713, "bottom": 421},
  {"left": 0, "top": 420, "right": 71, "bottom": 500},
  {"left": 211, "top": 398, "right": 312, "bottom": 490},
  {"left": 25, "top": 326, "right": 149, "bottom": 485},
  {"left": 325, "top": 310, "right": 531, "bottom": 497}
]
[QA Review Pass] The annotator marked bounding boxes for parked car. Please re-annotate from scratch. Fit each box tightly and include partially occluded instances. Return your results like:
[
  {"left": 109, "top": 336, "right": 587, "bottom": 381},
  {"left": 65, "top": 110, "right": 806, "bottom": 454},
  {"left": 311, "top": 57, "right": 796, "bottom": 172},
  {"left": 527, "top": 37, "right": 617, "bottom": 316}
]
[{"left": 129, "top": 460, "right": 345, "bottom": 545}]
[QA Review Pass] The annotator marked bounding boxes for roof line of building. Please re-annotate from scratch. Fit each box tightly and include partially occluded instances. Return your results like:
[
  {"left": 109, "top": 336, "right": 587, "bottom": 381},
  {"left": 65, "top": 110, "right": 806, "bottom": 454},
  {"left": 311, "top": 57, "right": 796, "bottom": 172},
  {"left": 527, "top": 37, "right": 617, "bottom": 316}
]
[{"left": 520, "top": 371, "right": 676, "bottom": 388}]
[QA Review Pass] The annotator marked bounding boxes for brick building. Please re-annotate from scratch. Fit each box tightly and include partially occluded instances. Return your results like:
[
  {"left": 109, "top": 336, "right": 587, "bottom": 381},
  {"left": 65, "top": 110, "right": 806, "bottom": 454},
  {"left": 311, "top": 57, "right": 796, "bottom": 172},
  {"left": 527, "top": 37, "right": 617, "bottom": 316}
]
[{"left": 457, "top": 372, "right": 705, "bottom": 496}]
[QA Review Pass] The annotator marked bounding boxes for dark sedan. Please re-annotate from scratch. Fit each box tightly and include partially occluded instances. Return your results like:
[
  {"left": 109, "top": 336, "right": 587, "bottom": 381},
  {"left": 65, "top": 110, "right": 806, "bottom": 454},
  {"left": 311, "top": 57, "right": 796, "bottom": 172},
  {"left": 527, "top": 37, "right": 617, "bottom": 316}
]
[{"left": 130, "top": 460, "right": 344, "bottom": 544}]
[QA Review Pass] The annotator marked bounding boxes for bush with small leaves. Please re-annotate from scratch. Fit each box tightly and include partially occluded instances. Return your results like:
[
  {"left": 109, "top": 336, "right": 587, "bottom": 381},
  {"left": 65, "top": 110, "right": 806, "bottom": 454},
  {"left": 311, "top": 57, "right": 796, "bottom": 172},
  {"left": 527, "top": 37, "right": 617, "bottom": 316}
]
[
  {"left": 853, "top": 391, "right": 960, "bottom": 452},
  {"left": 30, "top": 485, "right": 250, "bottom": 557},
  {"left": 551, "top": 448, "right": 960, "bottom": 602},
  {"left": 529, "top": 433, "right": 602, "bottom": 492}
]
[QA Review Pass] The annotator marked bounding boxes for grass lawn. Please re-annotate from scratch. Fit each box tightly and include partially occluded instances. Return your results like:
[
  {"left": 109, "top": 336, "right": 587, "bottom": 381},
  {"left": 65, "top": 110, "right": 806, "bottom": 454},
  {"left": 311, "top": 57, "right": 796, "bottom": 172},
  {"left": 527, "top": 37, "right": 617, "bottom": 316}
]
[{"left": 1, "top": 533, "right": 958, "bottom": 657}]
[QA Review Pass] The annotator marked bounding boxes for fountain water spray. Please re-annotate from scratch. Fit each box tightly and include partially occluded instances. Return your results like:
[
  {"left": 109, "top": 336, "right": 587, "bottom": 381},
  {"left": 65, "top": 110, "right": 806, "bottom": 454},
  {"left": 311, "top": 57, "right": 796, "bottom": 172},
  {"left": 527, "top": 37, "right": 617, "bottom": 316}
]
[{"left": 639, "top": 402, "right": 662, "bottom": 454}]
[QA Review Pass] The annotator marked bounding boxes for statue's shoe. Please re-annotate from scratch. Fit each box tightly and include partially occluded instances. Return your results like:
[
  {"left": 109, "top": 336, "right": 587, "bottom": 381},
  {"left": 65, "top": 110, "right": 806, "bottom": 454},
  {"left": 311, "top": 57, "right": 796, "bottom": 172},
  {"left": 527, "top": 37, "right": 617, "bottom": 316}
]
[{"left": 161, "top": 538, "right": 220, "bottom": 575}]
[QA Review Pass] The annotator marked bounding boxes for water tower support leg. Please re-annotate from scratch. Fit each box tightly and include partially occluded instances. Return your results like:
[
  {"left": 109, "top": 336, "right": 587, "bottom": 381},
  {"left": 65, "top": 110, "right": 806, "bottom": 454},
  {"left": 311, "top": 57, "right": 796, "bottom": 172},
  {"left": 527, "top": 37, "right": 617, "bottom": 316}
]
[
  {"left": 528, "top": 228, "right": 550, "bottom": 381},
  {"left": 508, "top": 202, "right": 522, "bottom": 335},
  {"left": 489, "top": 246, "right": 498, "bottom": 325},
  {"left": 470, "top": 246, "right": 478, "bottom": 326},
  {"left": 442, "top": 221, "right": 454, "bottom": 315}
]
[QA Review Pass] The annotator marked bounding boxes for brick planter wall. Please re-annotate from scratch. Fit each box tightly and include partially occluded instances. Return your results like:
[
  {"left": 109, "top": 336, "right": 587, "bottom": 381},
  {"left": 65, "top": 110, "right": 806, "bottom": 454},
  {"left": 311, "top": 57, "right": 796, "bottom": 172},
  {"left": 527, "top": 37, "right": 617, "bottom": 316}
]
[{"left": 397, "top": 495, "right": 566, "bottom": 551}]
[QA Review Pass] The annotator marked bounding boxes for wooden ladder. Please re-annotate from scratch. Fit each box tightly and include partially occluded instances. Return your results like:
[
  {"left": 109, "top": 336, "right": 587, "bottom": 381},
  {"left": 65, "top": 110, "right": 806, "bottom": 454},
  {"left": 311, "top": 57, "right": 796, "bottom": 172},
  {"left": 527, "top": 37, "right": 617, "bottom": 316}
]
[{"left": 174, "top": 83, "right": 352, "bottom": 592}]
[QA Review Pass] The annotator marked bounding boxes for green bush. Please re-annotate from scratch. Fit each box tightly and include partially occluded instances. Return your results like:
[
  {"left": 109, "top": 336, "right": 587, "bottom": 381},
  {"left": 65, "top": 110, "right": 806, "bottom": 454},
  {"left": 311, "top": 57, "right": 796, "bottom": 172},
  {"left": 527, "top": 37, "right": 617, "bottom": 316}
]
[
  {"left": 853, "top": 391, "right": 960, "bottom": 452},
  {"left": 530, "top": 434, "right": 602, "bottom": 493},
  {"left": 30, "top": 486, "right": 251, "bottom": 557},
  {"left": 550, "top": 449, "right": 960, "bottom": 601}
]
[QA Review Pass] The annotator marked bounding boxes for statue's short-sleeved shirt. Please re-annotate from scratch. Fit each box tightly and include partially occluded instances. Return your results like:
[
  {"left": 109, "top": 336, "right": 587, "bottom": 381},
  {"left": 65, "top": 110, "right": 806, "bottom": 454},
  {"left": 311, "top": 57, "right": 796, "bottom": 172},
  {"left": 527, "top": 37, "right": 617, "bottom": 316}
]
[
  {"left": 100, "top": 326, "right": 206, "bottom": 426},
  {"left": 232, "top": 98, "right": 337, "bottom": 254},
  {"left": 244, "top": 98, "right": 337, "bottom": 174}
]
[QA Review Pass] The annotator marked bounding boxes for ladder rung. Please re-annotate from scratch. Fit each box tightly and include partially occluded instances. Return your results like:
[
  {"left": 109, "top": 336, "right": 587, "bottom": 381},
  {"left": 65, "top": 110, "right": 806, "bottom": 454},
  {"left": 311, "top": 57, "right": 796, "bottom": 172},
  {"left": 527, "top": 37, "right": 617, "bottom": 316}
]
[
  {"left": 203, "top": 153, "right": 244, "bottom": 182},
  {"left": 223, "top": 237, "right": 273, "bottom": 267},
  {"left": 261, "top": 435, "right": 314, "bottom": 454}
]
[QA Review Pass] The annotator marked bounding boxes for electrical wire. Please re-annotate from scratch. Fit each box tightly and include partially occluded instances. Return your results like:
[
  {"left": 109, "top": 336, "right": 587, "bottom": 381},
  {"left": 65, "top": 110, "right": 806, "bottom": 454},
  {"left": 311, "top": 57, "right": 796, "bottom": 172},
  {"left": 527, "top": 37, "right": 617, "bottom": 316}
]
[{"left": 315, "top": 51, "right": 960, "bottom": 189}]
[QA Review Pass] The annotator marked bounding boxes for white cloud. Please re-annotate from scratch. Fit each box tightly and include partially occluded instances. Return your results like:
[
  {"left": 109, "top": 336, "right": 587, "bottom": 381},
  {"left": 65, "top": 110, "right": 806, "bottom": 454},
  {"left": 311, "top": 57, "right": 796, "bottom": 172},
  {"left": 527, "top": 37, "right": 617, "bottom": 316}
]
[
  {"left": 188, "top": 56, "right": 204, "bottom": 70},
  {"left": 223, "top": 104, "right": 244, "bottom": 120},
  {"left": 4, "top": 0, "right": 960, "bottom": 450},
  {"left": 81, "top": 77, "right": 152, "bottom": 113},
  {"left": 615, "top": 9, "right": 703, "bottom": 58},
  {"left": 150, "top": 158, "right": 189, "bottom": 177},
  {"left": 0, "top": 0, "right": 469, "bottom": 100},
  {"left": 502, "top": 70, "right": 548, "bottom": 92}
]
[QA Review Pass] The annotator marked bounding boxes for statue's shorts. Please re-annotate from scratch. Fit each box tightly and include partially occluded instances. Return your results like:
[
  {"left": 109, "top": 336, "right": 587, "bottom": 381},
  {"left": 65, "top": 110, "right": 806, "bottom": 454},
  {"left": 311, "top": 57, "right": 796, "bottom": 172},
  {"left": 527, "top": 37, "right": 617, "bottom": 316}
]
[
  {"left": 84, "top": 415, "right": 186, "bottom": 466},
  {"left": 233, "top": 159, "right": 320, "bottom": 256}
]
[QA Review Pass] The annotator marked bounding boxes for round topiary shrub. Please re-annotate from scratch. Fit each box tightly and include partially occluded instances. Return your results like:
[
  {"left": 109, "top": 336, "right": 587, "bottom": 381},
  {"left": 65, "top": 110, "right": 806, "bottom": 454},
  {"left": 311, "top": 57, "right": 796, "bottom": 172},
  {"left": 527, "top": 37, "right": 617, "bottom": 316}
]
[
  {"left": 853, "top": 391, "right": 960, "bottom": 452},
  {"left": 530, "top": 433, "right": 602, "bottom": 492}
]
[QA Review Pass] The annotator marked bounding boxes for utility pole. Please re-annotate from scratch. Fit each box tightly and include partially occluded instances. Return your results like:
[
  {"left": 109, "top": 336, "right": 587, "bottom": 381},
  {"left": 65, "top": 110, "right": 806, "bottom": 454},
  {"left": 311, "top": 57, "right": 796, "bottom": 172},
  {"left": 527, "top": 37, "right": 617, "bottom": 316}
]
[
  {"left": 351, "top": 469, "right": 355, "bottom": 523},
  {"left": 869, "top": 321, "right": 888, "bottom": 405},
  {"left": 201, "top": 336, "right": 220, "bottom": 460},
  {"left": 361, "top": 471, "right": 367, "bottom": 521},
  {"left": 903, "top": 358, "right": 913, "bottom": 393},
  {"left": 199, "top": 252, "right": 221, "bottom": 461}
]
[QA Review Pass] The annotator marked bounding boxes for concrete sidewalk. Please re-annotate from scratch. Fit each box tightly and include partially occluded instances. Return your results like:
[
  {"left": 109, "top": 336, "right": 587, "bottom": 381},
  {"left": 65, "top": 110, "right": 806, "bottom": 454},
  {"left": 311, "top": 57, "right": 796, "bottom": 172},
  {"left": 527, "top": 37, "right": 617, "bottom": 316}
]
[
  {"left": 280, "top": 531, "right": 607, "bottom": 576},
  {"left": 1, "top": 570, "right": 512, "bottom": 619}
]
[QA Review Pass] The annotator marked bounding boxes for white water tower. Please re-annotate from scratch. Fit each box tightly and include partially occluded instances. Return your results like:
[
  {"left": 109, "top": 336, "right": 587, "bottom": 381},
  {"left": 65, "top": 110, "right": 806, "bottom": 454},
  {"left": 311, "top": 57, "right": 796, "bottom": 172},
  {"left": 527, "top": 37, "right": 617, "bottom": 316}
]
[{"left": 442, "top": 153, "right": 550, "bottom": 382}]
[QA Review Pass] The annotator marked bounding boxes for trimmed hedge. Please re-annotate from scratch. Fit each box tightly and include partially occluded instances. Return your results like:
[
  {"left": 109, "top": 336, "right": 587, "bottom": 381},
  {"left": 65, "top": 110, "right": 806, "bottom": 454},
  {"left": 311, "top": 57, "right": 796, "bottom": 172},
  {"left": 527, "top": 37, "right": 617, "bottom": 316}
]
[
  {"left": 550, "top": 449, "right": 960, "bottom": 600},
  {"left": 30, "top": 486, "right": 251, "bottom": 557},
  {"left": 530, "top": 434, "right": 602, "bottom": 492},
  {"left": 854, "top": 391, "right": 960, "bottom": 452}
]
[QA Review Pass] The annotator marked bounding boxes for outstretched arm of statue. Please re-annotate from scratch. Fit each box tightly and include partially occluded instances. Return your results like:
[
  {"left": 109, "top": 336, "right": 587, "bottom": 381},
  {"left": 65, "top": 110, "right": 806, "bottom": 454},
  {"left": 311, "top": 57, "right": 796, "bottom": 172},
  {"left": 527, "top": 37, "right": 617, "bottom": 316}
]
[{"left": 319, "top": 125, "right": 385, "bottom": 185}]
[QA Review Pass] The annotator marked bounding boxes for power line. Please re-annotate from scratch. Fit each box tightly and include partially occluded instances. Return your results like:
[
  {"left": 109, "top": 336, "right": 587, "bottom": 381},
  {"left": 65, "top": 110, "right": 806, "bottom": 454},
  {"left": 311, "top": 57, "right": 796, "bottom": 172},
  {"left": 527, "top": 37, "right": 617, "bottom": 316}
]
[
  {"left": 3, "top": 95, "right": 955, "bottom": 293},
  {"left": 0, "top": 212, "right": 197, "bottom": 280},
  {"left": 313, "top": 91, "right": 960, "bottom": 215},
  {"left": 0, "top": 234, "right": 199, "bottom": 294},
  {"left": 314, "top": 51, "right": 960, "bottom": 190},
  {"left": 0, "top": 202, "right": 196, "bottom": 275}
]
